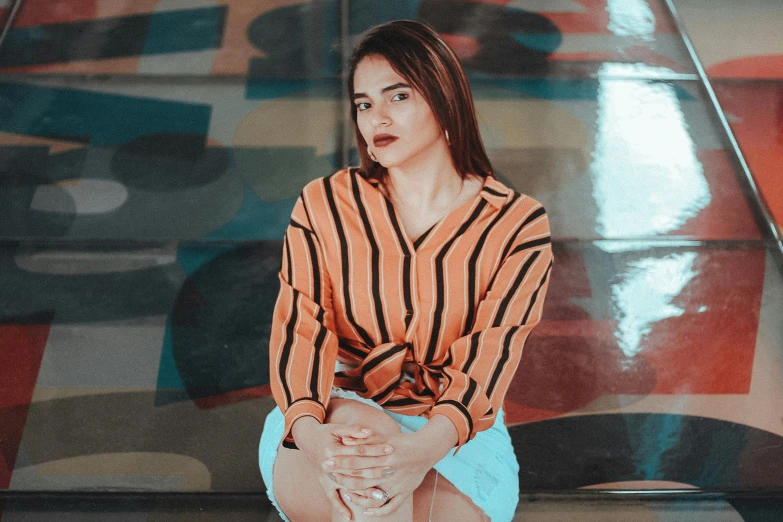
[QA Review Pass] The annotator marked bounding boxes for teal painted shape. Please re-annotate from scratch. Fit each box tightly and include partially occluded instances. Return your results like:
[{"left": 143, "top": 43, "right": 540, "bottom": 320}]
[
  {"left": 176, "top": 243, "right": 236, "bottom": 276},
  {"left": 245, "top": 78, "right": 340, "bottom": 100},
  {"left": 203, "top": 186, "right": 296, "bottom": 241},
  {"left": 512, "top": 32, "right": 562, "bottom": 53},
  {"left": 155, "top": 322, "right": 187, "bottom": 392},
  {"left": 155, "top": 243, "right": 237, "bottom": 404},
  {"left": 486, "top": 78, "right": 601, "bottom": 100},
  {"left": 143, "top": 6, "right": 227, "bottom": 55},
  {"left": 0, "top": 82, "right": 211, "bottom": 145},
  {"left": 348, "top": 0, "right": 422, "bottom": 34}
]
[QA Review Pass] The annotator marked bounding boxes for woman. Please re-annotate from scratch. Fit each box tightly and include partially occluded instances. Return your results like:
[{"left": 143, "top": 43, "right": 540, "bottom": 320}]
[{"left": 259, "top": 20, "right": 553, "bottom": 522}]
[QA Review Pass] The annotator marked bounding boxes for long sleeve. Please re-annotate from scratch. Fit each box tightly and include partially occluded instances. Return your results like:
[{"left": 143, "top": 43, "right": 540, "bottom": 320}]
[
  {"left": 269, "top": 194, "right": 338, "bottom": 449},
  {"left": 430, "top": 207, "right": 553, "bottom": 450}
]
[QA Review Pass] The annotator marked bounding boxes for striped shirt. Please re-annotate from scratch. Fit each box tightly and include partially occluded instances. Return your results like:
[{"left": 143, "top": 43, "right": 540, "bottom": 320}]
[{"left": 270, "top": 167, "right": 553, "bottom": 451}]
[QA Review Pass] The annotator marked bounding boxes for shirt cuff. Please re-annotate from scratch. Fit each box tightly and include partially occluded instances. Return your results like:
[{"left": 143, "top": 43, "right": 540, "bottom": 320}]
[
  {"left": 281, "top": 398, "right": 326, "bottom": 450},
  {"left": 430, "top": 400, "right": 474, "bottom": 453}
]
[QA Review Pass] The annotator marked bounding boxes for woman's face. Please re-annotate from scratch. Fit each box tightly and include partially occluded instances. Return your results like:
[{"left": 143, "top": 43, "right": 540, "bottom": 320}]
[{"left": 353, "top": 54, "right": 445, "bottom": 172}]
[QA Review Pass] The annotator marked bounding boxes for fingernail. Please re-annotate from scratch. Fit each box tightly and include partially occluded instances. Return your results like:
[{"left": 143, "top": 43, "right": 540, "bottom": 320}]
[
  {"left": 384, "top": 445, "right": 393, "bottom": 454},
  {"left": 343, "top": 492, "right": 351, "bottom": 502},
  {"left": 383, "top": 467, "right": 393, "bottom": 476},
  {"left": 324, "top": 460, "right": 334, "bottom": 467},
  {"left": 371, "top": 490, "right": 384, "bottom": 500},
  {"left": 361, "top": 428, "right": 372, "bottom": 434},
  {"left": 364, "top": 511, "right": 374, "bottom": 516}
]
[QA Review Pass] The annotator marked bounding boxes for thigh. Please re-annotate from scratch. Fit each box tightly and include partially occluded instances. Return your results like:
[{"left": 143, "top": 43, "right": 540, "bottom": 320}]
[
  {"left": 273, "top": 443, "right": 332, "bottom": 522},
  {"left": 413, "top": 469, "right": 488, "bottom": 522}
]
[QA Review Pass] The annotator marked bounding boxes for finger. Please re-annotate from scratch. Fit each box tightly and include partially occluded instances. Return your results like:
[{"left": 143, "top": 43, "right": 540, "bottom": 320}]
[
  {"left": 331, "top": 465, "right": 394, "bottom": 480},
  {"left": 325, "top": 442, "right": 394, "bottom": 459},
  {"left": 363, "top": 493, "right": 406, "bottom": 517},
  {"left": 328, "top": 472, "right": 378, "bottom": 491},
  {"left": 330, "top": 424, "right": 373, "bottom": 439},
  {"left": 329, "top": 487, "right": 353, "bottom": 521},
  {"left": 339, "top": 433, "right": 388, "bottom": 446},
  {"left": 342, "top": 490, "right": 385, "bottom": 509},
  {"left": 327, "top": 454, "right": 392, "bottom": 471}
]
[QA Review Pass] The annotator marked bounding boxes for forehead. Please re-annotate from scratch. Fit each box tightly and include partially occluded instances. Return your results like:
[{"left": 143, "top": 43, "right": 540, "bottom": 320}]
[{"left": 353, "top": 55, "right": 407, "bottom": 91}]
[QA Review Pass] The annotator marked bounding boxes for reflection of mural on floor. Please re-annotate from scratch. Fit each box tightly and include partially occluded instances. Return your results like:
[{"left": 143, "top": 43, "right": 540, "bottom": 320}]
[
  {"left": 511, "top": 414, "right": 783, "bottom": 489},
  {"left": 2, "top": 240, "right": 778, "bottom": 494},
  {"left": 0, "top": 76, "right": 761, "bottom": 240},
  {"left": 674, "top": 0, "right": 783, "bottom": 80},
  {"left": 0, "top": 0, "right": 692, "bottom": 77},
  {"left": 713, "top": 83, "right": 783, "bottom": 230}
]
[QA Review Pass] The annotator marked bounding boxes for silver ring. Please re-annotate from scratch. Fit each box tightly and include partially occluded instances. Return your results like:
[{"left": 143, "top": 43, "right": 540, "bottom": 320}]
[{"left": 379, "top": 489, "right": 390, "bottom": 503}]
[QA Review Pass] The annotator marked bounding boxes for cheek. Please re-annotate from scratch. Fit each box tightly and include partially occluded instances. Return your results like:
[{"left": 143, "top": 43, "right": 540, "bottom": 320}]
[{"left": 356, "top": 117, "right": 372, "bottom": 144}]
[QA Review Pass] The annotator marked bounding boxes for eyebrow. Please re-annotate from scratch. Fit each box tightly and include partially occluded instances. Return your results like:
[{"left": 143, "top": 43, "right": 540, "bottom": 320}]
[{"left": 353, "top": 82, "right": 411, "bottom": 100}]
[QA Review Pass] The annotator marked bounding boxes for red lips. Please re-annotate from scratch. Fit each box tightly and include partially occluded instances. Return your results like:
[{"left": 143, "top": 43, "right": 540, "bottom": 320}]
[{"left": 373, "top": 134, "right": 398, "bottom": 146}]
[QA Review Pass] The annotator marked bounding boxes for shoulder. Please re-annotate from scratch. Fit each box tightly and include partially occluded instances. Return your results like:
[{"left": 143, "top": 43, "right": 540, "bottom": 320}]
[
  {"left": 300, "top": 168, "right": 355, "bottom": 200},
  {"left": 483, "top": 176, "right": 547, "bottom": 218}
]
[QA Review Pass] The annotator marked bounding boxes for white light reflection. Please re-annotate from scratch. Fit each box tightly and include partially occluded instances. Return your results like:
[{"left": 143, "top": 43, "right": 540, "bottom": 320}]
[
  {"left": 590, "top": 64, "right": 711, "bottom": 237},
  {"left": 606, "top": 0, "right": 655, "bottom": 41},
  {"left": 605, "top": 251, "right": 698, "bottom": 359}
]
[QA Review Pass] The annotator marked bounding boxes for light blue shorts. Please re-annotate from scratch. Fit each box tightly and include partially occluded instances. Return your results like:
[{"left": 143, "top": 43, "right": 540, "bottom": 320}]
[{"left": 258, "top": 388, "right": 520, "bottom": 522}]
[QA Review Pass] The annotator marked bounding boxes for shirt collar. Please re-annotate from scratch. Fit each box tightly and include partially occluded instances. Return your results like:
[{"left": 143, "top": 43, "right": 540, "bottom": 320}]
[{"left": 479, "top": 175, "right": 514, "bottom": 209}]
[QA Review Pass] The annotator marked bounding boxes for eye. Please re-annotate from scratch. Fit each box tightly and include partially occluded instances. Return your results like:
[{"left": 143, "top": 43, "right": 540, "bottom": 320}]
[
  {"left": 392, "top": 93, "right": 408, "bottom": 101},
  {"left": 356, "top": 102, "right": 370, "bottom": 111}
]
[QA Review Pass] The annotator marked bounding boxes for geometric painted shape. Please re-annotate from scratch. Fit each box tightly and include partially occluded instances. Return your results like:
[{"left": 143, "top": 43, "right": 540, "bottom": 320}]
[
  {"left": 9, "top": 452, "right": 210, "bottom": 490},
  {"left": 30, "top": 179, "right": 128, "bottom": 214},
  {"left": 510, "top": 413, "right": 783, "bottom": 489},
  {"left": 11, "top": 390, "right": 275, "bottom": 491},
  {"left": 713, "top": 82, "right": 783, "bottom": 229},
  {"left": 34, "top": 315, "right": 167, "bottom": 388},
  {"left": 0, "top": 7, "right": 226, "bottom": 68},
  {"left": 0, "top": 82, "right": 211, "bottom": 146},
  {"left": 0, "top": 313, "right": 52, "bottom": 489},
  {"left": 203, "top": 187, "right": 295, "bottom": 241},
  {"left": 247, "top": 1, "right": 341, "bottom": 79},
  {"left": 156, "top": 243, "right": 281, "bottom": 406}
]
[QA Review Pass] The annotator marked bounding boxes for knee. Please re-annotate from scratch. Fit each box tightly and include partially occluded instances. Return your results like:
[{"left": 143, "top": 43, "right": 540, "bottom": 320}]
[{"left": 327, "top": 399, "right": 402, "bottom": 437}]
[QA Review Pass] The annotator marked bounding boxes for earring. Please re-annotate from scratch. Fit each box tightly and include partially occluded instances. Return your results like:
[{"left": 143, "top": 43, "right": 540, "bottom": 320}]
[
  {"left": 369, "top": 149, "right": 378, "bottom": 162},
  {"left": 445, "top": 130, "right": 450, "bottom": 145}
]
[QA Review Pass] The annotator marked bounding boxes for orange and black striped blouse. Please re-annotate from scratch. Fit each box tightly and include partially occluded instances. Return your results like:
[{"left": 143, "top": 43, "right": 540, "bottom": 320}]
[{"left": 270, "top": 167, "right": 553, "bottom": 450}]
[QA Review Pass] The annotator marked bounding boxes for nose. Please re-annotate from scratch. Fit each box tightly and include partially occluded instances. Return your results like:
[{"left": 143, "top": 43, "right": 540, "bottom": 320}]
[{"left": 371, "top": 105, "right": 391, "bottom": 127}]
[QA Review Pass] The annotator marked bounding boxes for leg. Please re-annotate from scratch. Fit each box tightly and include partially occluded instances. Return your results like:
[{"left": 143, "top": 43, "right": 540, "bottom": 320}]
[
  {"left": 272, "top": 398, "right": 410, "bottom": 522},
  {"left": 413, "top": 469, "right": 488, "bottom": 522},
  {"left": 272, "top": 441, "right": 332, "bottom": 522}
]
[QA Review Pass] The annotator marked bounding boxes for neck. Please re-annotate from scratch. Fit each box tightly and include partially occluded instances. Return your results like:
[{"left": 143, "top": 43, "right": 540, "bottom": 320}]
[{"left": 385, "top": 151, "right": 464, "bottom": 209}]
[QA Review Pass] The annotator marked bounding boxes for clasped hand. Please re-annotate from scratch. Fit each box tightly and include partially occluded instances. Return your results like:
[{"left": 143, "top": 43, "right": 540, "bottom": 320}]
[
  {"left": 295, "top": 417, "right": 437, "bottom": 520},
  {"left": 320, "top": 427, "right": 434, "bottom": 517}
]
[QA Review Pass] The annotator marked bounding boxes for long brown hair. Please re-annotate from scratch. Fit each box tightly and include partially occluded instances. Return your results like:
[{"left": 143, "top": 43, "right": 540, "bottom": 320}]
[{"left": 348, "top": 20, "right": 495, "bottom": 182}]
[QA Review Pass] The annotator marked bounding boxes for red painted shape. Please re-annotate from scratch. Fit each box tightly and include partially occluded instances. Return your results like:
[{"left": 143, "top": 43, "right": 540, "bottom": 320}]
[
  {"left": 0, "top": 321, "right": 51, "bottom": 489},
  {"left": 713, "top": 82, "right": 783, "bottom": 229},
  {"left": 643, "top": 248, "right": 765, "bottom": 394},
  {"left": 504, "top": 245, "right": 765, "bottom": 425},
  {"left": 441, "top": 34, "right": 481, "bottom": 60},
  {"left": 541, "top": 0, "right": 676, "bottom": 35},
  {"left": 193, "top": 384, "right": 272, "bottom": 409},
  {"left": 708, "top": 55, "right": 783, "bottom": 80},
  {"left": 14, "top": 0, "right": 97, "bottom": 26},
  {"left": 670, "top": 149, "right": 762, "bottom": 239}
]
